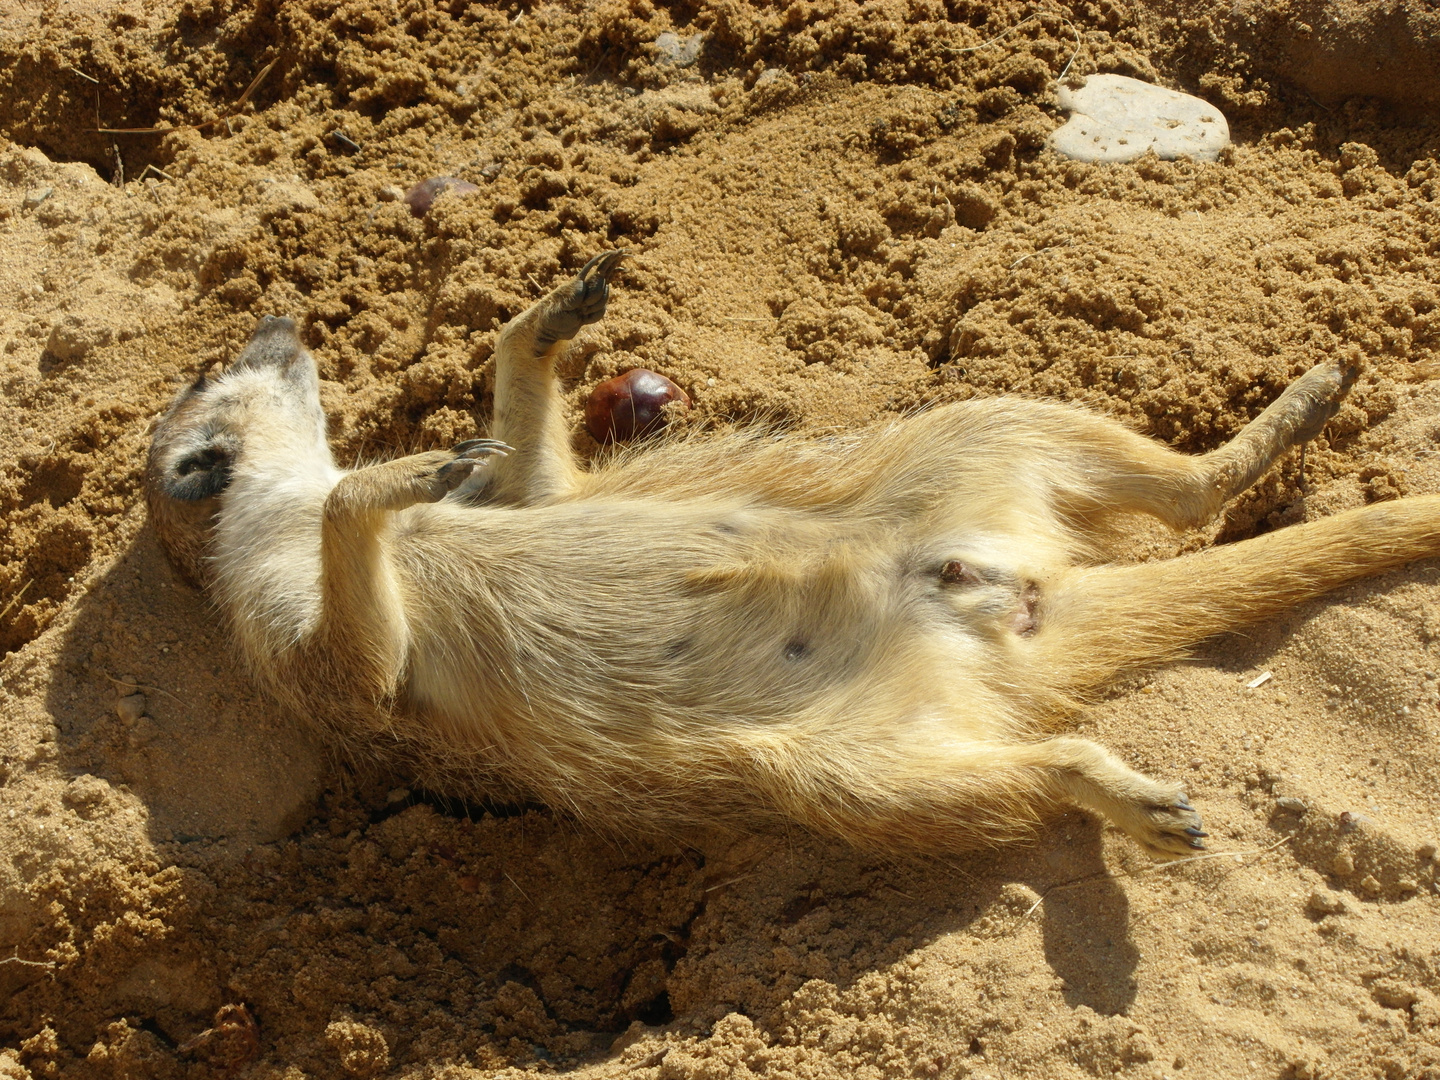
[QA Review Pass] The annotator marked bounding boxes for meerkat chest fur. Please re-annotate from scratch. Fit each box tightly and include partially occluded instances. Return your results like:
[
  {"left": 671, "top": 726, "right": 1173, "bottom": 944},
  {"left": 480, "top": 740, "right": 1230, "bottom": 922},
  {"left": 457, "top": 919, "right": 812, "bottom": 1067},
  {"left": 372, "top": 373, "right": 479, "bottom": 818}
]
[{"left": 388, "top": 497, "right": 1035, "bottom": 745}]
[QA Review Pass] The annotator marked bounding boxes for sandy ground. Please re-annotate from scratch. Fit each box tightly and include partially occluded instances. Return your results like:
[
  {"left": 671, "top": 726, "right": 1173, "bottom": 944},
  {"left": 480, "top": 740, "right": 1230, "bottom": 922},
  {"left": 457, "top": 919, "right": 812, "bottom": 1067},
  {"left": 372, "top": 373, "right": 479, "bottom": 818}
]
[{"left": 1, "top": 0, "right": 1440, "bottom": 1077}]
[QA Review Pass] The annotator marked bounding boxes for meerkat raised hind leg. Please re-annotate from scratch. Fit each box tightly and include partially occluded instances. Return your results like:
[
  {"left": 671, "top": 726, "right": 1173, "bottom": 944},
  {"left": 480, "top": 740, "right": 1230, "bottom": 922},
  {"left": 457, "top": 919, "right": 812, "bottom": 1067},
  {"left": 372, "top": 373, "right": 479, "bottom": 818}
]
[
  {"left": 1020, "top": 356, "right": 1360, "bottom": 532},
  {"left": 483, "top": 251, "right": 629, "bottom": 506}
]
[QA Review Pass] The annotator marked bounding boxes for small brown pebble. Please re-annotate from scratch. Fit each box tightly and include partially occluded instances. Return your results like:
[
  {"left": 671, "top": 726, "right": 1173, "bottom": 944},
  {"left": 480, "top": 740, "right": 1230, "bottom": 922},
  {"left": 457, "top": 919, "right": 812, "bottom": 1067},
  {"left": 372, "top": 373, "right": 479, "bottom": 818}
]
[
  {"left": 1359, "top": 874, "right": 1382, "bottom": 894},
  {"left": 403, "top": 176, "right": 480, "bottom": 217},
  {"left": 1332, "top": 852, "right": 1356, "bottom": 876},
  {"left": 1418, "top": 841, "right": 1438, "bottom": 861},
  {"left": 1308, "top": 888, "right": 1346, "bottom": 915},
  {"left": 1274, "top": 796, "right": 1307, "bottom": 813},
  {"left": 585, "top": 369, "right": 691, "bottom": 443},
  {"left": 457, "top": 875, "right": 480, "bottom": 894},
  {"left": 116, "top": 693, "right": 146, "bottom": 724},
  {"left": 377, "top": 185, "right": 404, "bottom": 203}
]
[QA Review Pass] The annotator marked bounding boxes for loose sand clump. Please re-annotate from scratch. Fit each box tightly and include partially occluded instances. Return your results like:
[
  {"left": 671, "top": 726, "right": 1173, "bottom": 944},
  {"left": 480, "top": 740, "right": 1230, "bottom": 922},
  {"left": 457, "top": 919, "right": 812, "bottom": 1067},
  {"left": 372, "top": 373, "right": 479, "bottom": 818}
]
[{"left": 1, "top": 0, "right": 1440, "bottom": 1077}]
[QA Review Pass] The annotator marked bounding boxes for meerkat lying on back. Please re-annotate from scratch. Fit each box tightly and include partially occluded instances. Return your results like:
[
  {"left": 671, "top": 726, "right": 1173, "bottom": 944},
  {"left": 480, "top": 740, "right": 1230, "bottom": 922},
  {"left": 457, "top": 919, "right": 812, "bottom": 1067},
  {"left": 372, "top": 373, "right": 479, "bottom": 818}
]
[{"left": 147, "top": 253, "right": 1440, "bottom": 859}]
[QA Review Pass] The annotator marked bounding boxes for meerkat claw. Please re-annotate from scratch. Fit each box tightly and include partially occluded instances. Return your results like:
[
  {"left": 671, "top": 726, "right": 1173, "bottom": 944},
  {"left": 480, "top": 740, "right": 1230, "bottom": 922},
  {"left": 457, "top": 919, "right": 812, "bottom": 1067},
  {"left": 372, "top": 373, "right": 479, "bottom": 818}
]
[
  {"left": 570, "top": 250, "right": 630, "bottom": 324},
  {"left": 452, "top": 438, "right": 512, "bottom": 458},
  {"left": 531, "top": 250, "right": 631, "bottom": 350}
]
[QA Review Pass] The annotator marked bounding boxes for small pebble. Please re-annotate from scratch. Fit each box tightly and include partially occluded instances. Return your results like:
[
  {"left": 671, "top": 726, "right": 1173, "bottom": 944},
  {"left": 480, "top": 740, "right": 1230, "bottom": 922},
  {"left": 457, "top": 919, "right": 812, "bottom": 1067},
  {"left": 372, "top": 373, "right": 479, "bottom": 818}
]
[
  {"left": 654, "top": 31, "right": 704, "bottom": 67},
  {"left": 1332, "top": 852, "right": 1356, "bottom": 876},
  {"left": 377, "top": 185, "right": 405, "bottom": 203},
  {"left": 22, "top": 186, "right": 53, "bottom": 209},
  {"left": 1274, "top": 796, "right": 1307, "bottom": 814},
  {"left": 585, "top": 369, "right": 691, "bottom": 443},
  {"left": 404, "top": 176, "right": 480, "bottom": 218},
  {"left": 1307, "top": 889, "right": 1346, "bottom": 915},
  {"left": 1359, "top": 874, "right": 1382, "bottom": 894},
  {"left": 1418, "top": 841, "right": 1437, "bottom": 861},
  {"left": 115, "top": 693, "right": 146, "bottom": 724}
]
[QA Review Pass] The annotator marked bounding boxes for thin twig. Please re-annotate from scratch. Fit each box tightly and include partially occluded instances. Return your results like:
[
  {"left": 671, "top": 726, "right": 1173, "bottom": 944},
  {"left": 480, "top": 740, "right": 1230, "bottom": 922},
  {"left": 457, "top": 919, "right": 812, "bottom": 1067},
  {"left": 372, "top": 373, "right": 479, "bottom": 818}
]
[
  {"left": 0, "top": 579, "right": 32, "bottom": 623},
  {"left": 98, "top": 59, "right": 276, "bottom": 135},
  {"left": 102, "top": 671, "right": 185, "bottom": 707},
  {"left": 1023, "top": 834, "right": 1292, "bottom": 917},
  {"left": 502, "top": 871, "right": 531, "bottom": 902},
  {"left": 941, "top": 9, "right": 1083, "bottom": 81},
  {"left": 0, "top": 954, "right": 55, "bottom": 968},
  {"left": 704, "top": 873, "right": 754, "bottom": 892},
  {"left": 69, "top": 66, "right": 98, "bottom": 84}
]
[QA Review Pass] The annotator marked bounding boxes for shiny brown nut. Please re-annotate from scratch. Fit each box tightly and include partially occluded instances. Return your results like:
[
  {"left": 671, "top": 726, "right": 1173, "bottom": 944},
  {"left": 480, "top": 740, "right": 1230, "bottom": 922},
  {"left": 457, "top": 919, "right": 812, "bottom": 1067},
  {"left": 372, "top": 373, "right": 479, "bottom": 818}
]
[
  {"left": 403, "top": 176, "right": 480, "bottom": 217},
  {"left": 585, "top": 369, "right": 691, "bottom": 443}
]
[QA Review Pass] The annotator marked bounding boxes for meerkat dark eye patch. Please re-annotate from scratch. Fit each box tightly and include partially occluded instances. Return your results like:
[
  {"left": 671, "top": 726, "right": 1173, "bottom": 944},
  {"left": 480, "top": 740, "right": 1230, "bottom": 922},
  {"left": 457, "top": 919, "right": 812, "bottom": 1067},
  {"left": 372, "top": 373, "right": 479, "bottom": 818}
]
[{"left": 164, "top": 442, "right": 235, "bottom": 500}]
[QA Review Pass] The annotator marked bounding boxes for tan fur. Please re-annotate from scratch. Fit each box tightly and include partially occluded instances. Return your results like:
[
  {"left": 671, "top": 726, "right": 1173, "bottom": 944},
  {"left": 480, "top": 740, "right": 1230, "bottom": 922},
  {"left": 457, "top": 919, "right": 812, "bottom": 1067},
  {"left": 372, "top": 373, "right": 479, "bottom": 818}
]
[{"left": 147, "top": 255, "right": 1440, "bottom": 859}]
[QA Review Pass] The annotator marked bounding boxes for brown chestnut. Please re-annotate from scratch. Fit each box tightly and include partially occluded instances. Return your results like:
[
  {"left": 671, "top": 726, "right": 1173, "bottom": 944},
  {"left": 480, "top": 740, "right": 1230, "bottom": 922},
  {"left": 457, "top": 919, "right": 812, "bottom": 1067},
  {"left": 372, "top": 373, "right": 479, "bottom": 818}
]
[
  {"left": 585, "top": 369, "right": 691, "bottom": 443},
  {"left": 403, "top": 176, "right": 480, "bottom": 218}
]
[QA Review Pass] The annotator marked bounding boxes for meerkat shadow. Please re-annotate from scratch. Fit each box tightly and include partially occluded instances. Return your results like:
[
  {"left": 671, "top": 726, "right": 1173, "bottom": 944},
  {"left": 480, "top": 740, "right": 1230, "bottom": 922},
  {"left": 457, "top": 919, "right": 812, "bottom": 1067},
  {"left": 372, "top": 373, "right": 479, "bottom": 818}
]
[
  {"left": 1032, "top": 817, "right": 1141, "bottom": 1016},
  {"left": 45, "top": 520, "right": 330, "bottom": 845}
]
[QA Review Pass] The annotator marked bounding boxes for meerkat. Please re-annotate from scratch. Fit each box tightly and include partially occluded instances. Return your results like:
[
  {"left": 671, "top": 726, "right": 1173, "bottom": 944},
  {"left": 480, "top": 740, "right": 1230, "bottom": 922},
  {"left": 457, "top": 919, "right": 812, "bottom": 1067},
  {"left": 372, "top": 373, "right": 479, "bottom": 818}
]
[{"left": 147, "top": 252, "right": 1440, "bottom": 859}]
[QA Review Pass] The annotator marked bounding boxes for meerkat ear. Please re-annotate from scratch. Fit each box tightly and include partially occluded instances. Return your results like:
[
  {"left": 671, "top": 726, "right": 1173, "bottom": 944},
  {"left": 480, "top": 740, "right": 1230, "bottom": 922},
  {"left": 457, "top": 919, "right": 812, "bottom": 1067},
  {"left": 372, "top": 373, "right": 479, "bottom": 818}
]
[{"left": 161, "top": 435, "right": 239, "bottom": 501}]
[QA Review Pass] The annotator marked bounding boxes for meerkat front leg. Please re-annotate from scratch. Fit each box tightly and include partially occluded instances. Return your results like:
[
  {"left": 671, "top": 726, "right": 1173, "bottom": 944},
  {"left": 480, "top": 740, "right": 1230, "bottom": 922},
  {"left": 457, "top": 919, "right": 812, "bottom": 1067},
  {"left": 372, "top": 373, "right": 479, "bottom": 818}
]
[
  {"left": 485, "top": 251, "right": 629, "bottom": 506},
  {"left": 316, "top": 441, "right": 507, "bottom": 699}
]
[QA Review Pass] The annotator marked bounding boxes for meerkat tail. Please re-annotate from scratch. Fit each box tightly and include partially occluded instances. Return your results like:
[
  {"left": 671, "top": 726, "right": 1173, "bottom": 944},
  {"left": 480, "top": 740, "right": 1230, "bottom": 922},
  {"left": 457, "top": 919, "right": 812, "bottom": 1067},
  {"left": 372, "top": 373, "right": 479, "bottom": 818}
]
[{"left": 1031, "top": 494, "right": 1440, "bottom": 693}]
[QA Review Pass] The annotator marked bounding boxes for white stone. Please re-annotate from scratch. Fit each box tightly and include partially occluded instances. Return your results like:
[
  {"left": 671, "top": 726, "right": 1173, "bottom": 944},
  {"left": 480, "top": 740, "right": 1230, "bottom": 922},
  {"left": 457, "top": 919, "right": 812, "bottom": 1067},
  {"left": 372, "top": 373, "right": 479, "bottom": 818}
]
[
  {"left": 1048, "top": 74, "right": 1230, "bottom": 164},
  {"left": 654, "top": 31, "right": 704, "bottom": 67}
]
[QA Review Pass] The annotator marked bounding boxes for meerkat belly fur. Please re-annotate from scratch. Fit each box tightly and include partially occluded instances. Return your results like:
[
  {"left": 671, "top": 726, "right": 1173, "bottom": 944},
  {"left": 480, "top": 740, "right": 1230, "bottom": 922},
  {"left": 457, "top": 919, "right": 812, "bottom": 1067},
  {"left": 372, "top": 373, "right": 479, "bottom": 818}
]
[{"left": 147, "top": 253, "right": 1440, "bottom": 858}]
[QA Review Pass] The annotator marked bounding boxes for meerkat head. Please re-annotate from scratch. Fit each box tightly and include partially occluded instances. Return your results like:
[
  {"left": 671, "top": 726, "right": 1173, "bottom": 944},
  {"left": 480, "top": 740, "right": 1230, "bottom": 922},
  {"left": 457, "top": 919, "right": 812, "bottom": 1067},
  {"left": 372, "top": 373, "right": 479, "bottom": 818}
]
[{"left": 147, "top": 316, "right": 327, "bottom": 587}]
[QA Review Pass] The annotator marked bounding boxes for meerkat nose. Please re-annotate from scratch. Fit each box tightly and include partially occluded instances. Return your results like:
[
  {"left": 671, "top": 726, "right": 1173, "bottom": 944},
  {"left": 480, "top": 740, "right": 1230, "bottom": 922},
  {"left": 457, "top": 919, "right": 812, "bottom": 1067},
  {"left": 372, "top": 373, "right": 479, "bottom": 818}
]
[{"left": 233, "top": 315, "right": 306, "bottom": 371}]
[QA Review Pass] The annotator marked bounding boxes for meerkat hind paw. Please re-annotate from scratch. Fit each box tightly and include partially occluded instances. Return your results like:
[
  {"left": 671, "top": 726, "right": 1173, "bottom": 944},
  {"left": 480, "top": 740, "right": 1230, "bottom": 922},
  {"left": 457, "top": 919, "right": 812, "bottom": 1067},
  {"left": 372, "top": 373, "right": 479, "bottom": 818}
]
[
  {"left": 535, "top": 250, "right": 630, "bottom": 348},
  {"left": 1130, "top": 800, "right": 1209, "bottom": 861},
  {"left": 1288, "top": 357, "right": 1361, "bottom": 444}
]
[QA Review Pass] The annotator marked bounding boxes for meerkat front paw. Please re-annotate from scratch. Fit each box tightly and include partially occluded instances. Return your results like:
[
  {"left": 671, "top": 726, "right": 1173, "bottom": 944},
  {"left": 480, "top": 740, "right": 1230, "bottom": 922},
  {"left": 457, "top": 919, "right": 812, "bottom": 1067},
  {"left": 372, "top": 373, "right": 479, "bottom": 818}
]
[
  {"left": 533, "top": 250, "right": 630, "bottom": 351},
  {"left": 376, "top": 441, "right": 512, "bottom": 507},
  {"left": 423, "top": 439, "right": 511, "bottom": 501}
]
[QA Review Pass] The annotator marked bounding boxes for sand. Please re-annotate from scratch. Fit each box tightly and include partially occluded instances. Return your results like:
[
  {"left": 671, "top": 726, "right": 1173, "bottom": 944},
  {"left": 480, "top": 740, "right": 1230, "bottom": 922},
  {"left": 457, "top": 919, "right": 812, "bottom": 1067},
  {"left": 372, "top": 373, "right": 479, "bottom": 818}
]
[{"left": 1, "top": 0, "right": 1439, "bottom": 1076}]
